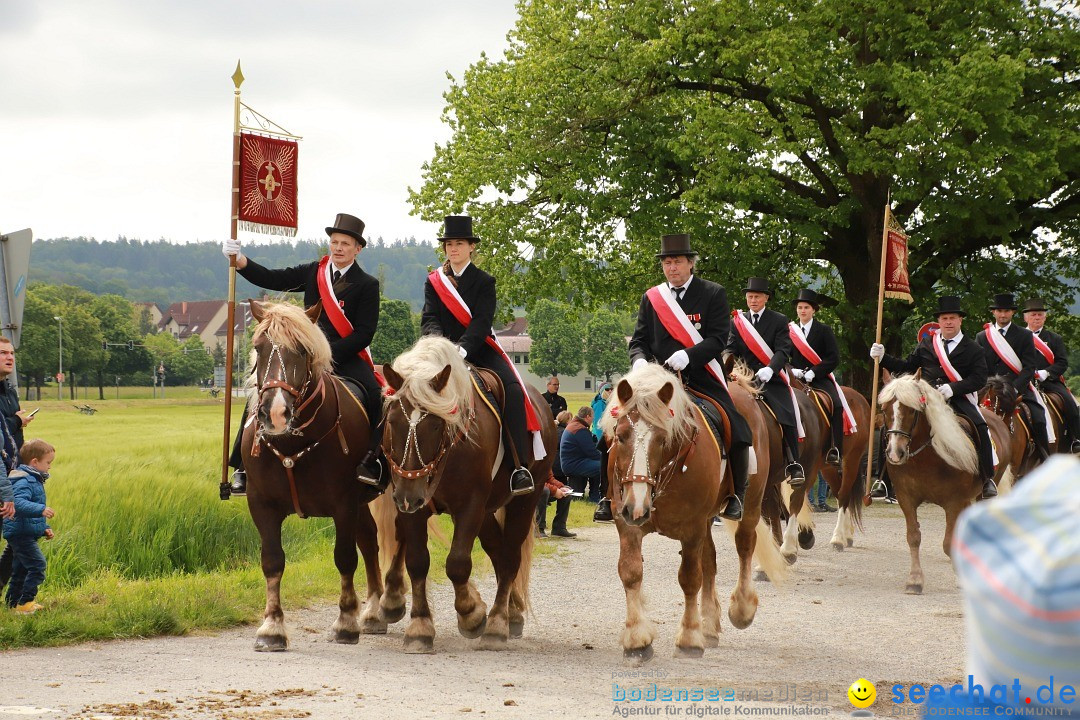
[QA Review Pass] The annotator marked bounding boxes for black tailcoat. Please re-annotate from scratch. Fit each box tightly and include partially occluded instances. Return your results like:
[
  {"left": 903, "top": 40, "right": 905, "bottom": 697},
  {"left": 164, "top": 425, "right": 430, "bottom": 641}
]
[{"left": 726, "top": 307, "right": 797, "bottom": 428}]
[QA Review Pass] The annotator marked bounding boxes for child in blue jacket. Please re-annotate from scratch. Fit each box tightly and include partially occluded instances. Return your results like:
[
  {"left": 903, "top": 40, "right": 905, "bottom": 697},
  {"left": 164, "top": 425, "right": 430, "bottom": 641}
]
[{"left": 3, "top": 438, "right": 55, "bottom": 614}]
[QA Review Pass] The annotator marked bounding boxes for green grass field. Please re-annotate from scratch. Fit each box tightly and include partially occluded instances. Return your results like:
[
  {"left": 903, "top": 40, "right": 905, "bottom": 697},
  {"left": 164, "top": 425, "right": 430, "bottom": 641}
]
[{"left": 0, "top": 396, "right": 581, "bottom": 649}]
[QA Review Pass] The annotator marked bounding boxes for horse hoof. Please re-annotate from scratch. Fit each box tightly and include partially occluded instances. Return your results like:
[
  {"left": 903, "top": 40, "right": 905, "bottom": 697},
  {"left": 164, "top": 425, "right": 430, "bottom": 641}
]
[
  {"left": 905, "top": 584, "right": 923, "bottom": 595},
  {"left": 403, "top": 636, "right": 435, "bottom": 654},
  {"left": 379, "top": 604, "right": 407, "bottom": 624},
  {"left": 479, "top": 632, "right": 509, "bottom": 651},
  {"left": 254, "top": 635, "right": 288, "bottom": 652},
  {"left": 624, "top": 644, "right": 654, "bottom": 663},
  {"left": 782, "top": 552, "right": 797, "bottom": 565},
  {"left": 728, "top": 608, "right": 755, "bottom": 630},
  {"left": 458, "top": 615, "right": 487, "bottom": 639},
  {"left": 831, "top": 542, "right": 845, "bottom": 552},
  {"left": 333, "top": 629, "right": 360, "bottom": 644},
  {"left": 753, "top": 570, "right": 769, "bottom": 582},
  {"left": 360, "top": 620, "right": 388, "bottom": 635},
  {"left": 847, "top": 538, "right": 854, "bottom": 548},
  {"left": 509, "top": 620, "right": 524, "bottom": 639},
  {"left": 798, "top": 529, "right": 815, "bottom": 550},
  {"left": 675, "top": 645, "right": 705, "bottom": 659},
  {"left": 703, "top": 634, "right": 720, "bottom": 648}
]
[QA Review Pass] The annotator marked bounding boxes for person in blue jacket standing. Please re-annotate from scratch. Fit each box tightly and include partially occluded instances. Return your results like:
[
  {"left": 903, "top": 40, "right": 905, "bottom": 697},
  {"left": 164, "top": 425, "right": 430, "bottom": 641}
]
[{"left": 3, "top": 438, "right": 56, "bottom": 614}]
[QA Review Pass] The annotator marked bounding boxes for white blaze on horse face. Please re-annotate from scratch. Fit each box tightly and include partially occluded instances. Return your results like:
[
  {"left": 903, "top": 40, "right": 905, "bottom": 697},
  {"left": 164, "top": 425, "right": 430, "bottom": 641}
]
[
  {"left": 628, "top": 421, "right": 654, "bottom": 521},
  {"left": 267, "top": 388, "right": 289, "bottom": 433},
  {"left": 887, "top": 405, "right": 907, "bottom": 464}
]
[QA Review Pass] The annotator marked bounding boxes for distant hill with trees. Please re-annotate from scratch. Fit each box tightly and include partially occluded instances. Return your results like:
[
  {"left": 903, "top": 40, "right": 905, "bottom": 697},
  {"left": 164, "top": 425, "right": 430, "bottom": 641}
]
[{"left": 29, "top": 237, "right": 441, "bottom": 310}]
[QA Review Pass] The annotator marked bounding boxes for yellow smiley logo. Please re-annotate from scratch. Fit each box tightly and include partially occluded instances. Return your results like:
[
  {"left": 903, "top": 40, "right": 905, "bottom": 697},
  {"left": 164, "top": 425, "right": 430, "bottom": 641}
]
[{"left": 848, "top": 678, "right": 876, "bottom": 709}]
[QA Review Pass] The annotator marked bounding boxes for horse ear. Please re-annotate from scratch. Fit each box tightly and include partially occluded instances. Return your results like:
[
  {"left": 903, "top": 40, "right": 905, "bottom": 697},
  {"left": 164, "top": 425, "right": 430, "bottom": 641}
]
[
  {"left": 616, "top": 379, "right": 633, "bottom": 405},
  {"left": 658, "top": 381, "right": 674, "bottom": 406},
  {"left": 383, "top": 364, "right": 403, "bottom": 392},
  {"left": 249, "top": 299, "right": 265, "bottom": 322},
  {"left": 913, "top": 368, "right": 923, "bottom": 382},
  {"left": 431, "top": 364, "right": 452, "bottom": 393},
  {"left": 306, "top": 301, "right": 323, "bottom": 323}
]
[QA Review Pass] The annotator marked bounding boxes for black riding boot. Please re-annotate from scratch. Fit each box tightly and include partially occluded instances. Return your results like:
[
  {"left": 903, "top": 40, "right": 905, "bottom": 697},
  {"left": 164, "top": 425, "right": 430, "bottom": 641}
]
[
  {"left": 720, "top": 444, "right": 749, "bottom": 521},
  {"left": 826, "top": 419, "right": 843, "bottom": 466},
  {"left": 783, "top": 428, "right": 805, "bottom": 487},
  {"left": 978, "top": 426, "right": 998, "bottom": 499},
  {"left": 593, "top": 437, "right": 614, "bottom": 522},
  {"left": 1032, "top": 422, "right": 1052, "bottom": 461},
  {"left": 357, "top": 421, "right": 389, "bottom": 491}
]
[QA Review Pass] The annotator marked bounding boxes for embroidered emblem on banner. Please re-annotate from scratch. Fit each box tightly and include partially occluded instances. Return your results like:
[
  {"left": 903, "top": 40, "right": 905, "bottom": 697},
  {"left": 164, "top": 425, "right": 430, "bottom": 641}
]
[{"left": 239, "top": 132, "right": 298, "bottom": 236}]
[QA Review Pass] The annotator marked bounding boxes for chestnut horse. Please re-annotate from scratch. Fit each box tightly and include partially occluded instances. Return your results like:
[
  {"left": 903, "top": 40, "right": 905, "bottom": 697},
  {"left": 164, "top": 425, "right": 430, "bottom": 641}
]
[
  {"left": 789, "top": 379, "right": 873, "bottom": 554},
  {"left": 879, "top": 373, "right": 1010, "bottom": 594},
  {"left": 980, "top": 375, "right": 1060, "bottom": 489},
  {"left": 380, "top": 336, "right": 556, "bottom": 653},
  {"left": 241, "top": 300, "right": 399, "bottom": 651},
  {"left": 599, "top": 364, "right": 788, "bottom": 662}
]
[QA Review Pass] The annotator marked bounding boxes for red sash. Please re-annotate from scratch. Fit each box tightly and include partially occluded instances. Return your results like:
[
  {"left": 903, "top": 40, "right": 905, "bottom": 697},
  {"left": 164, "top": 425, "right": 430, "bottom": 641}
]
[
  {"left": 731, "top": 310, "right": 804, "bottom": 438},
  {"left": 644, "top": 284, "right": 728, "bottom": 391},
  {"left": 787, "top": 323, "right": 857, "bottom": 435},
  {"left": 316, "top": 256, "right": 385, "bottom": 386},
  {"left": 427, "top": 269, "right": 545, "bottom": 458},
  {"left": 1032, "top": 333, "right": 1055, "bottom": 366}
]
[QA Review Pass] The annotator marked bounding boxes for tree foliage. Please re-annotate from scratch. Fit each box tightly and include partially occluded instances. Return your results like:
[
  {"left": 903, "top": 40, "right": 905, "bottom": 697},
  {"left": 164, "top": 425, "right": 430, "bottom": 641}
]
[
  {"left": 371, "top": 298, "right": 418, "bottom": 364},
  {"left": 410, "top": 0, "right": 1080, "bottom": 389},
  {"left": 585, "top": 309, "right": 630, "bottom": 381},
  {"left": 526, "top": 299, "right": 584, "bottom": 377}
]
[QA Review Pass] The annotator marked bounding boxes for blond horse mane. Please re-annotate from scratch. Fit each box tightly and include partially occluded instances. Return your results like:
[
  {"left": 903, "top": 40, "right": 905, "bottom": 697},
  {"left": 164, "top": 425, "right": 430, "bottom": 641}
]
[
  {"left": 386, "top": 336, "right": 473, "bottom": 437},
  {"left": 729, "top": 359, "right": 761, "bottom": 397},
  {"left": 599, "top": 364, "right": 697, "bottom": 447},
  {"left": 250, "top": 302, "right": 333, "bottom": 377},
  {"left": 878, "top": 374, "right": 979, "bottom": 474}
]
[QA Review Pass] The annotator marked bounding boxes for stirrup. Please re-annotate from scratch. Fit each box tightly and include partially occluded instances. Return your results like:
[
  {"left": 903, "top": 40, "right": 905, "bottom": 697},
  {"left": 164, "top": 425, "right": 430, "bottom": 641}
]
[
  {"left": 981, "top": 478, "right": 998, "bottom": 500},
  {"left": 510, "top": 467, "right": 534, "bottom": 496},
  {"left": 825, "top": 447, "right": 841, "bottom": 466},
  {"left": 357, "top": 458, "right": 386, "bottom": 489},
  {"left": 230, "top": 469, "right": 247, "bottom": 496},
  {"left": 719, "top": 494, "right": 743, "bottom": 521},
  {"left": 786, "top": 462, "right": 806, "bottom": 487}
]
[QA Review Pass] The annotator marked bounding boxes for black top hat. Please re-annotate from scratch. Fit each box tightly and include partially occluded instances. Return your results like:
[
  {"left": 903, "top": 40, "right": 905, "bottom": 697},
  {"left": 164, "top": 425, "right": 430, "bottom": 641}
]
[
  {"left": 1022, "top": 297, "right": 1047, "bottom": 313},
  {"left": 325, "top": 213, "right": 367, "bottom": 247},
  {"left": 655, "top": 233, "right": 698, "bottom": 258},
  {"left": 744, "top": 277, "right": 772, "bottom": 296},
  {"left": 935, "top": 295, "right": 967, "bottom": 317},
  {"left": 439, "top": 215, "right": 480, "bottom": 243},
  {"left": 989, "top": 293, "right": 1017, "bottom": 311},
  {"left": 792, "top": 288, "right": 838, "bottom": 310}
]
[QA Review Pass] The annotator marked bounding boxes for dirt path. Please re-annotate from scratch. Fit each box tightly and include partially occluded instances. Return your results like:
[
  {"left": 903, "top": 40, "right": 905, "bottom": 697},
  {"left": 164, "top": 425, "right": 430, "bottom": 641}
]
[{"left": 1, "top": 503, "right": 965, "bottom": 719}]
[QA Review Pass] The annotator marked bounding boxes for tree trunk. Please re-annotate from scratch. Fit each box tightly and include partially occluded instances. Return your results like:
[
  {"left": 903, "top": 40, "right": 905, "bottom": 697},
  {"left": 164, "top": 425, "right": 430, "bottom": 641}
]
[{"left": 97, "top": 370, "right": 105, "bottom": 400}]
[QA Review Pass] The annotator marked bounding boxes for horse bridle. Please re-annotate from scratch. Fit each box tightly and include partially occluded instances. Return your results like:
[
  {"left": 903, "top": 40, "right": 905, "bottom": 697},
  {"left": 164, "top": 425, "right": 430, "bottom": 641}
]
[
  {"left": 883, "top": 396, "right": 933, "bottom": 459},
  {"left": 611, "top": 412, "right": 698, "bottom": 508},
  {"left": 383, "top": 397, "right": 469, "bottom": 484}
]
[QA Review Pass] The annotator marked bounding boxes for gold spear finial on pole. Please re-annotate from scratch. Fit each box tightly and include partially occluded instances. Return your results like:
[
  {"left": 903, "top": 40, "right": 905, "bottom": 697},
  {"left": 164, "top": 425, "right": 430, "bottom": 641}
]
[{"left": 232, "top": 60, "right": 245, "bottom": 90}]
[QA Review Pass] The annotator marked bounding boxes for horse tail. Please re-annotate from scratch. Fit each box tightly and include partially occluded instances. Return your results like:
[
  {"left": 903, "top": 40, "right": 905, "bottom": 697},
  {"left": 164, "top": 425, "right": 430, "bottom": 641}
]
[
  {"left": 998, "top": 465, "right": 1015, "bottom": 495},
  {"left": 727, "top": 517, "right": 790, "bottom": 586},
  {"left": 371, "top": 491, "right": 399, "bottom": 575},
  {"left": 844, "top": 469, "right": 865, "bottom": 532},
  {"left": 779, "top": 481, "right": 813, "bottom": 532}
]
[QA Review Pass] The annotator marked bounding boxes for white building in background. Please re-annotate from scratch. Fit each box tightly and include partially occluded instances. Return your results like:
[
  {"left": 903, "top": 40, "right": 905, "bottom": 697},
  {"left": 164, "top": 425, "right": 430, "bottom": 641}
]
[{"left": 495, "top": 317, "right": 621, "bottom": 394}]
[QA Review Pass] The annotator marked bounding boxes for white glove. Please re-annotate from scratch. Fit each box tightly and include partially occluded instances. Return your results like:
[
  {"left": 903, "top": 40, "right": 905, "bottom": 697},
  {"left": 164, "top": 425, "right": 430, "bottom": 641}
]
[
  {"left": 458, "top": 346, "right": 468, "bottom": 359},
  {"left": 632, "top": 358, "right": 648, "bottom": 372},
  {"left": 804, "top": 369, "right": 815, "bottom": 383},
  {"left": 222, "top": 238, "right": 241, "bottom": 257},
  {"left": 938, "top": 384, "right": 954, "bottom": 400},
  {"left": 1036, "top": 370, "right": 1049, "bottom": 381},
  {"left": 870, "top": 343, "right": 885, "bottom": 360},
  {"left": 791, "top": 369, "right": 805, "bottom": 380},
  {"left": 756, "top": 366, "right": 774, "bottom": 384},
  {"left": 665, "top": 350, "right": 689, "bottom": 371}
]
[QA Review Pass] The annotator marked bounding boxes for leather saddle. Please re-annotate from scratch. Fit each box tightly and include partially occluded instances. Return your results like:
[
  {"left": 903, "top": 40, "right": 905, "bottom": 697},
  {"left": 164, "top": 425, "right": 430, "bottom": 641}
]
[
  {"left": 1042, "top": 391, "right": 1065, "bottom": 425},
  {"left": 684, "top": 386, "right": 732, "bottom": 453},
  {"left": 953, "top": 413, "right": 982, "bottom": 452},
  {"left": 470, "top": 367, "right": 505, "bottom": 420}
]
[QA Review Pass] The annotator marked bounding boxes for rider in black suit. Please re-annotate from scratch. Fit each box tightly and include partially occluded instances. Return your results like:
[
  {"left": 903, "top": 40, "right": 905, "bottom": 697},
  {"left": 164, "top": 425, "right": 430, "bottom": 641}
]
[
  {"left": 976, "top": 293, "right": 1051, "bottom": 461},
  {"left": 789, "top": 289, "right": 845, "bottom": 466},
  {"left": 1022, "top": 297, "right": 1080, "bottom": 454},
  {"left": 224, "top": 213, "right": 385, "bottom": 493},
  {"left": 421, "top": 216, "right": 534, "bottom": 496},
  {"left": 870, "top": 296, "right": 997, "bottom": 499},
  {"left": 725, "top": 277, "right": 805, "bottom": 486},
  {"left": 628, "top": 233, "right": 754, "bottom": 520}
]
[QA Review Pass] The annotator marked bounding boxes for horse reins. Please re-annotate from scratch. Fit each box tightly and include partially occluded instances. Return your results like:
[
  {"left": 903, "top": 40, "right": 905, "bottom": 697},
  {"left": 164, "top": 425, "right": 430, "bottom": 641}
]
[
  {"left": 383, "top": 397, "right": 471, "bottom": 506},
  {"left": 884, "top": 397, "right": 934, "bottom": 459},
  {"left": 250, "top": 341, "right": 350, "bottom": 518},
  {"left": 611, "top": 412, "right": 698, "bottom": 510}
]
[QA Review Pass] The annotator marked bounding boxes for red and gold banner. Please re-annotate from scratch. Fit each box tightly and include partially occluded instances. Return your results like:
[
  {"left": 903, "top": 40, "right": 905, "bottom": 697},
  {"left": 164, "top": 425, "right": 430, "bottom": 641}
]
[
  {"left": 883, "top": 206, "right": 912, "bottom": 302},
  {"left": 239, "top": 132, "right": 298, "bottom": 236}
]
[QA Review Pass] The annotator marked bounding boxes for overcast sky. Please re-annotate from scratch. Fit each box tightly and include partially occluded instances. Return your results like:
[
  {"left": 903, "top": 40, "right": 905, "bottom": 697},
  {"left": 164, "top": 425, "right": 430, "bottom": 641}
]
[{"left": 0, "top": 0, "right": 518, "bottom": 246}]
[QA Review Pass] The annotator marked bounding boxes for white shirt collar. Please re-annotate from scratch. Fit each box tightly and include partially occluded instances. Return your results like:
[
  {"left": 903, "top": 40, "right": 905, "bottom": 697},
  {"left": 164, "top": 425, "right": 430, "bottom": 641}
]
[
  {"left": 669, "top": 275, "right": 693, "bottom": 293},
  {"left": 329, "top": 260, "right": 354, "bottom": 277},
  {"left": 995, "top": 322, "right": 1011, "bottom": 333},
  {"left": 449, "top": 260, "right": 472, "bottom": 277},
  {"left": 943, "top": 331, "right": 964, "bottom": 345},
  {"left": 800, "top": 318, "right": 814, "bottom": 332}
]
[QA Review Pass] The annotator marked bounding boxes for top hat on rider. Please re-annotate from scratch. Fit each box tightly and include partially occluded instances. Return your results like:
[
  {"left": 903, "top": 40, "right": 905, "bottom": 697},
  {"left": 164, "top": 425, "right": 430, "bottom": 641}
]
[
  {"left": 790, "top": 288, "right": 844, "bottom": 465},
  {"left": 1020, "top": 297, "right": 1080, "bottom": 454},
  {"left": 978, "top": 290, "right": 1054, "bottom": 462},
  {"left": 226, "top": 211, "right": 386, "bottom": 493},
  {"left": 422, "top": 215, "right": 537, "bottom": 497}
]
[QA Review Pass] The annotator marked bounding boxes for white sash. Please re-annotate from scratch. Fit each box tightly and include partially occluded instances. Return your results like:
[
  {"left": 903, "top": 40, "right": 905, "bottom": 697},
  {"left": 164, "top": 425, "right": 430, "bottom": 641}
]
[{"left": 982, "top": 326, "right": 1055, "bottom": 443}]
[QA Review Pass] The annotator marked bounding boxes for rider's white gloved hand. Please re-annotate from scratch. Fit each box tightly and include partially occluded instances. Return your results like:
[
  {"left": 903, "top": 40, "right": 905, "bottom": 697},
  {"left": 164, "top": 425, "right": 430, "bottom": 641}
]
[
  {"left": 458, "top": 346, "right": 468, "bottom": 359},
  {"left": 222, "top": 238, "right": 241, "bottom": 257},
  {"left": 665, "top": 350, "right": 689, "bottom": 371},
  {"left": 791, "top": 369, "right": 804, "bottom": 380},
  {"left": 938, "top": 384, "right": 954, "bottom": 400},
  {"left": 870, "top": 343, "right": 885, "bottom": 360},
  {"left": 632, "top": 358, "right": 648, "bottom": 372},
  {"left": 804, "top": 369, "right": 815, "bottom": 383},
  {"left": 1036, "top": 369, "right": 1049, "bottom": 381},
  {"left": 756, "top": 366, "right": 774, "bottom": 384}
]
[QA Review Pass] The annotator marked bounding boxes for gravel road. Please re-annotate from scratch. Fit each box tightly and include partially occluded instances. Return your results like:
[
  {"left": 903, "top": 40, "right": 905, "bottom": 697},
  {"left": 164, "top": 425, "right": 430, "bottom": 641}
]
[{"left": 1, "top": 502, "right": 965, "bottom": 719}]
